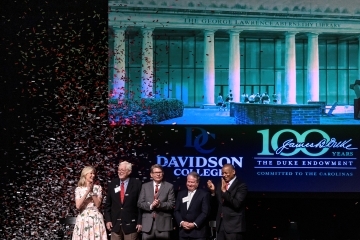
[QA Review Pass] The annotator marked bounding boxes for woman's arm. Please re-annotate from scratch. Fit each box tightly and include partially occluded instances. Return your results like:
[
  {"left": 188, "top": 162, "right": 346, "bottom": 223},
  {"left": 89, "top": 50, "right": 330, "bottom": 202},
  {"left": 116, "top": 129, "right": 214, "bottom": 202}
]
[
  {"left": 91, "top": 185, "right": 102, "bottom": 208},
  {"left": 75, "top": 186, "right": 92, "bottom": 210}
]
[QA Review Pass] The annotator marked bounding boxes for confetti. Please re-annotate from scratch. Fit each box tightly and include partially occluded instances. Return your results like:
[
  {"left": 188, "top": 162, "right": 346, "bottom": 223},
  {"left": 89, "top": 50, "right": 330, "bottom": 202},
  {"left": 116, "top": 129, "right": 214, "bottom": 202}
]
[{"left": 2, "top": 1, "right": 359, "bottom": 240}]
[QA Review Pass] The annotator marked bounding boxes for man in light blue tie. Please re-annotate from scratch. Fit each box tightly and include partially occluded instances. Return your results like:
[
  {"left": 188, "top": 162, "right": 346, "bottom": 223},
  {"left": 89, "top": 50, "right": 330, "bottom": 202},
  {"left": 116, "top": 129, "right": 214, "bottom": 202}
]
[{"left": 174, "top": 172, "right": 210, "bottom": 240}]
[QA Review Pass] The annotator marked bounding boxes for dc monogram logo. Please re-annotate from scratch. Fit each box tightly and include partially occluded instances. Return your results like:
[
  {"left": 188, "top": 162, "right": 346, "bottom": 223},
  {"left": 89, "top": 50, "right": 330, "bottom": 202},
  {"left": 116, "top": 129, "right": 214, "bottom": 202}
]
[{"left": 184, "top": 127, "right": 216, "bottom": 154}]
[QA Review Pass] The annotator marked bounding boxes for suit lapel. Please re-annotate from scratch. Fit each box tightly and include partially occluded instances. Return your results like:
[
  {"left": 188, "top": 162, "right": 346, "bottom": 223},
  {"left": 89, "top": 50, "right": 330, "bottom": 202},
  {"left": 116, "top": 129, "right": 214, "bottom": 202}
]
[
  {"left": 187, "top": 190, "right": 199, "bottom": 211},
  {"left": 148, "top": 182, "right": 155, "bottom": 201},
  {"left": 113, "top": 179, "right": 122, "bottom": 205},
  {"left": 156, "top": 181, "right": 165, "bottom": 198},
  {"left": 228, "top": 178, "right": 238, "bottom": 192},
  {"left": 181, "top": 190, "right": 188, "bottom": 212}
]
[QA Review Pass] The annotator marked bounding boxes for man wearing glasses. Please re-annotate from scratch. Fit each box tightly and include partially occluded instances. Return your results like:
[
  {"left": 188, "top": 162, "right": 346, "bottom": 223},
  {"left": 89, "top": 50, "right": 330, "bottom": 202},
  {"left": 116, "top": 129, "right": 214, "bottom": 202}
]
[{"left": 137, "top": 164, "right": 175, "bottom": 240}]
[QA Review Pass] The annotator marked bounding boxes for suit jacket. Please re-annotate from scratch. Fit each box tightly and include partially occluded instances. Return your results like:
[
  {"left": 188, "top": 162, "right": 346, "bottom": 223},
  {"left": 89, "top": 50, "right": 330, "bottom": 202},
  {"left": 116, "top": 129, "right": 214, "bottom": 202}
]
[
  {"left": 104, "top": 178, "right": 142, "bottom": 234},
  {"left": 214, "top": 178, "right": 247, "bottom": 233},
  {"left": 137, "top": 181, "right": 175, "bottom": 233},
  {"left": 174, "top": 188, "right": 210, "bottom": 238}
]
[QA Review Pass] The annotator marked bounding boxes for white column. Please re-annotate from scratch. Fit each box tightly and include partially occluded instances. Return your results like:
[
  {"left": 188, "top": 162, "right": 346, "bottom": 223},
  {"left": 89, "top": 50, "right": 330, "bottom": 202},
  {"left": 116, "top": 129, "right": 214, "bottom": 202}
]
[
  {"left": 284, "top": 32, "right": 298, "bottom": 104},
  {"left": 228, "top": 30, "right": 242, "bottom": 102},
  {"left": 307, "top": 32, "right": 319, "bottom": 102},
  {"left": 275, "top": 39, "right": 282, "bottom": 104},
  {"left": 112, "top": 28, "right": 126, "bottom": 100},
  {"left": 203, "top": 29, "right": 216, "bottom": 108},
  {"left": 141, "top": 27, "right": 154, "bottom": 98}
]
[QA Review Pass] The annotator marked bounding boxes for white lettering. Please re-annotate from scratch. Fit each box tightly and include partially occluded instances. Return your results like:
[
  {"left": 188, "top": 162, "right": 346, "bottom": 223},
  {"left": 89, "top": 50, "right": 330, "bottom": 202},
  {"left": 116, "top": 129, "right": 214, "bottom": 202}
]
[
  {"left": 276, "top": 138, "right": 357, "bottom": 155},
  {"left": 168, "top": 157, "right": 179, "bottom": 167},
  {"left": 208, "top": 157, "right": 217, "bottom": 167},
  {"left": 157, "top": 156, "right": 243, "bottom": 168},
  {"left": 195, "top": 157, "right": 207, "bottom": 167},
  {"left": 172, "top": 168, "right": 222, "bottom": 177}
]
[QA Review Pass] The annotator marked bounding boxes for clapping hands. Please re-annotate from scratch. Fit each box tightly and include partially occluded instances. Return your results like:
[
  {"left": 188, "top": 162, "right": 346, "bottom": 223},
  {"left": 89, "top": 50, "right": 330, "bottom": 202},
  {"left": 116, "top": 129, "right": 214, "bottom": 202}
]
[{"left": 207, "top": 180, "right": 215, "bottom": 193}]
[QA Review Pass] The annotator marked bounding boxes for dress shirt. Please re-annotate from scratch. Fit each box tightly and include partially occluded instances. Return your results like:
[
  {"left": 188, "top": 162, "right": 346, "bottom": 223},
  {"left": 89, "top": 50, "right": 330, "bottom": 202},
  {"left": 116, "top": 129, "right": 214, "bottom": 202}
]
[
  {"left": 120, "top": 178, "right": 129, "bottom": 192},
  {"left": 187, "top": 189, "right": 196, "bottom": 209},
  {"left": 150, "top": 181, "right": 162, "bottom": 210},
  {"left": 153, "top": 181, "right": 161, "bottom": 195},
  {"left": 227, "top": 176, "right": 236, "bottom": 190},
  {"left": 180, "top": 189, "right": 198, "bottom": 228}
]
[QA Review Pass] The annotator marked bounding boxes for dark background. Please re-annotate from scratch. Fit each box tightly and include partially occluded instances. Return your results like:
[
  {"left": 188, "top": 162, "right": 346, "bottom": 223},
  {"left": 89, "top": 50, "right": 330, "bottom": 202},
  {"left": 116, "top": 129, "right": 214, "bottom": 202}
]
[{"left": 1, "top": 0, "right": 360, "bottom": 239}]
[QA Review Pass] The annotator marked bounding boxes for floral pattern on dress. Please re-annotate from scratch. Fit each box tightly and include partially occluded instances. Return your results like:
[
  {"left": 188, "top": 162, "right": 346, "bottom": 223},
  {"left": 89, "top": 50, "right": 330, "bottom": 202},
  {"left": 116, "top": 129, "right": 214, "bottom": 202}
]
[{"left": 72, "top": 185, "right": 107, "bottom": 240}]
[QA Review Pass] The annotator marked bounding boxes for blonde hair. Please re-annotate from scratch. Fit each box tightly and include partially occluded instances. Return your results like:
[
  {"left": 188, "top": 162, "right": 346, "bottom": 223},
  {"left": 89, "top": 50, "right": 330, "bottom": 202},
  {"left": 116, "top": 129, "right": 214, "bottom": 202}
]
[{"left": 77, "top": 166, "right": 95, "bottom": 187}]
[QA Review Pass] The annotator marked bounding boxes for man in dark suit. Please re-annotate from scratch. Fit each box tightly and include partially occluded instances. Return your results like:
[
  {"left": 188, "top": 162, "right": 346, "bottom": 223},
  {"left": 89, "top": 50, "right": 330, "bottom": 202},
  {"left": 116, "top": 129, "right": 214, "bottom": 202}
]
[
  {"left": 137, "top": 164, "right": 175, "bottom": 240},
  {"left": 174, "top": 172, "right": 210, "bottom": 240},
  {"left": 104, "top": 161, "right": 142, "bottom": 240},
  {"left": 207, "top": 164, "right": 248, "bottom": 240}
]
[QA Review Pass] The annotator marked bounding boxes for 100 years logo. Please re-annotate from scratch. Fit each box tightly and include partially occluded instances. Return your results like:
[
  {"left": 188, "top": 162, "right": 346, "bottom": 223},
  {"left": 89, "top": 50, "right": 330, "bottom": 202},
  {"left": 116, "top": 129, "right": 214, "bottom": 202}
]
[
  {"left": 255, "top": 129, "right": 358, "bottom": 178},
  {"left": 257, "top": 129, "right": 357, "bottom": 157}
]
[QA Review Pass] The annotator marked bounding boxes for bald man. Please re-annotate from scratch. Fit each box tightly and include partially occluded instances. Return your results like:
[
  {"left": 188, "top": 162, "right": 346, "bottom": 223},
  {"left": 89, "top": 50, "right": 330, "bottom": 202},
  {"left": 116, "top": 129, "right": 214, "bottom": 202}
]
[{"left": 207, "top": 164, "right": 248, "bottom": 240}]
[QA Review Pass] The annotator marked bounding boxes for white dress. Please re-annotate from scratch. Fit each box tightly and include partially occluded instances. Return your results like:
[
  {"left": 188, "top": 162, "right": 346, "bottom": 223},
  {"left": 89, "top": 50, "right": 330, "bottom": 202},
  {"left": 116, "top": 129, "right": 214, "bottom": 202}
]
[{"left": 72, "top": 185, "right": 107, "bottom": 240}]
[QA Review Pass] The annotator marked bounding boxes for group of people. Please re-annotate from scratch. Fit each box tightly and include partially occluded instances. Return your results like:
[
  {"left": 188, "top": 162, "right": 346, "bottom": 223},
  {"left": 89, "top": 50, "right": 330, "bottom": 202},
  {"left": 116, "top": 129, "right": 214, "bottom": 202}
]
[
  {"left": 217, "top": 91, "right": 278, "bottom": 108},
  {"left": 72, "top": 162, "right": 248, "bottom": 240},
  {"left": 217, "top": 91, "right": 234, "bottom": 111},
  {"left": 241, "top": 92, "right": 277, "bottom": 104}
]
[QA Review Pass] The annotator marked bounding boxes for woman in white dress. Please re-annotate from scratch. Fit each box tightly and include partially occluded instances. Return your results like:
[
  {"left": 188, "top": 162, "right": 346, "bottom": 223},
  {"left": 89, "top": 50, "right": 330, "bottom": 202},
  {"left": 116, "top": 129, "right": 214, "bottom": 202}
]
[{"left": 72, "top": 166, "right": 107, "bottom": 240}]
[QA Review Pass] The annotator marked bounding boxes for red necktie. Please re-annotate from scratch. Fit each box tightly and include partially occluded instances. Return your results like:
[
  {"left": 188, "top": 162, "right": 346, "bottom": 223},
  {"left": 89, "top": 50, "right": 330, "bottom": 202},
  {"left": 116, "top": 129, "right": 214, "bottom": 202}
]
[
  {"left": 120, "top": 182, "right": 125, "bottom": 204},
  {"left": 154, "top": 184, "right": 159, "bottom": 199},
  {"left": 153, "top": 184, "right": 159, "bottom": 218}
]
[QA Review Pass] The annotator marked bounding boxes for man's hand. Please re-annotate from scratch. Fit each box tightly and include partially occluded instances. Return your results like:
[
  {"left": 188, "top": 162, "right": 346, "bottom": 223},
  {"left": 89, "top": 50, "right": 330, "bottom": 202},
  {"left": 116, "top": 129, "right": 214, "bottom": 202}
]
[
  {"left": 106, "top": 222, "right": 112, "bottom": 231},
  {"left": 136, "top": 224, "right": 142, "bottom": 232},
  {"left": 151, "top": 198, "right": 160, "bottom": 208},
  {"left": 207, "top": 180, "right": 215, "bottom": 193},
  {"left": 221, "top": 178, "right": 227, "bottom": 192},
  {"left": 182, "top": 221, "right": 195, "bottom": 230}
]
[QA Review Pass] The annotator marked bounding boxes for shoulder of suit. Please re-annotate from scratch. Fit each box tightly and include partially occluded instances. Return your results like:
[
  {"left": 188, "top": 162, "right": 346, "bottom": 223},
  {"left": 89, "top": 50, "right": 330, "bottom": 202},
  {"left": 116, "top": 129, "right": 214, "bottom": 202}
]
[
  {"left": 178, "top": 188, "right": 188, "bottom": 194},
  {"left": 162, "top": 181, "right": 174, "bottom": 187},
  {"left": 142, "top": 181, "right": 153, "bottom": 186},
  {"left": 130, "top": 177, "right": 141, "bottom": 182},
  {"left": 196, "top": 188, "right": 209, "bottom": 195},
  {"left": 129, "top": 177, "right": 142, "bottom": 185},
  {"left": 197, "top": 188, "right": 207, "bottom": 192},
  {"left": 109, "top": 178, "right": 118, "bottom": 183},
  {"left": 233, "top": 178, "right": 246, "bottom": 185},
  {"left": 233, "top": 180, "right": 248, "bottom": 189}
]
